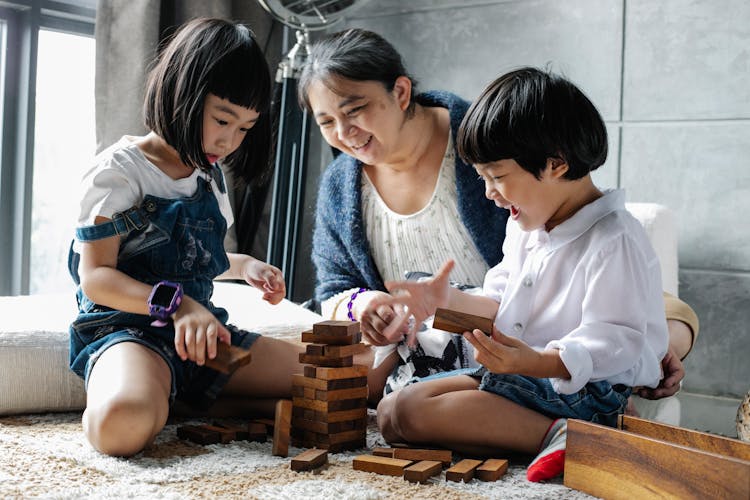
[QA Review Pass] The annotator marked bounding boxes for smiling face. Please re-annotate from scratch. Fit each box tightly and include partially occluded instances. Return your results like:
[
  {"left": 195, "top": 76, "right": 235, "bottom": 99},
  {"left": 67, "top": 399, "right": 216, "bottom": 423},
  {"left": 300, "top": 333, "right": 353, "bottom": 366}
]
[
  {"left": 202, "top": 93, "right": 260, "bottom": 164},
  {"left": 476, "top": 158, "right": 571, "bottom": 232},
  {"left": 307, "top": 76, "right": 412, "bottom": 165}
]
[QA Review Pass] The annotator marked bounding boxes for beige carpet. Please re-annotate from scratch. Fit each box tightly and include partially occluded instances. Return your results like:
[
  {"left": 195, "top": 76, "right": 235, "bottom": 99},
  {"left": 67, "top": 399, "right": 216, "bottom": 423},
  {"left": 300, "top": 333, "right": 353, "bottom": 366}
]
[{"left": 0, "top": 411, "right": 594, "bottom": 499}]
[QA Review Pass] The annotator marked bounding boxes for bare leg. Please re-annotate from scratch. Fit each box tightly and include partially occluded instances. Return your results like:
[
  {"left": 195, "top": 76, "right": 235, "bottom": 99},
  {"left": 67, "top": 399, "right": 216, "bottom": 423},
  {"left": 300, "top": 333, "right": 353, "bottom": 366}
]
[
  {"left": 84, "top": 342, "right": 171, "bottom": 456},
  {"left": 353, "top": 347, "right": 399, "bottom": 406},
  {"left": 378, "top": 375, "right": 552, "bottom": 456}
]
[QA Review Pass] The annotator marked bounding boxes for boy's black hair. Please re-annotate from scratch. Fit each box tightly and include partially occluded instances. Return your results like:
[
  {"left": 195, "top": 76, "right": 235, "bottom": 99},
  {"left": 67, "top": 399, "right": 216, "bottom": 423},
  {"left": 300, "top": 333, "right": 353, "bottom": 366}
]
[
  {"left": 457, "top": 67, "right": 608, "bottom": 180},
  {"left": 297, "top": 28, "right": 418, "bottom": 117},
  {"left": 143, "top": 17, "right": 273, "bottom": 187}
]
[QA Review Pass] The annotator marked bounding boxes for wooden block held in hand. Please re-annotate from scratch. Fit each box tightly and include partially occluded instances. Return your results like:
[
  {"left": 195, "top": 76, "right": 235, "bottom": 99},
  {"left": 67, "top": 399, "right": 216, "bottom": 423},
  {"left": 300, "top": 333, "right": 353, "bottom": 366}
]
[
  {"left": 445, "top": 459, "right": 483, "bottom": 483},
  {"left": 272, "top": 399, "right": 292, "bottom": 457},
  {"left": 392, "top": 447, "right": 452, "bottom": 466},
  {"left": 353, "top": 455, "right": 413, "bottom": 476},
  {"left": 291, "top": 448, "right": 329, "bottom": 472},
  {"left": 204, "top": 343, "right": 252, "bottom": 374},
  {"left": 476, "top": 458, "right": 508, "bottom": 481},
  {"left": 433, "top": 308, "right": 493, "bottom": 336},
  {"left": 176, "top": 424, "right": 222, "bottom": 445},
  {"left": 404, "top": 460, "right": 443, "bottom": 483}
]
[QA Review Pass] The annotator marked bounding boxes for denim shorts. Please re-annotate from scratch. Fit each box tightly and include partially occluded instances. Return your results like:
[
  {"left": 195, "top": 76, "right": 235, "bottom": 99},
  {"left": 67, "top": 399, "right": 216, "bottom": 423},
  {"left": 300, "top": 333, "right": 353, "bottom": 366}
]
[
  {"left": 69, "top": 311, "right": 259, "bottom": 410},
  {"left": 477, "top": 370, "right": 631, "bottom": 427}
]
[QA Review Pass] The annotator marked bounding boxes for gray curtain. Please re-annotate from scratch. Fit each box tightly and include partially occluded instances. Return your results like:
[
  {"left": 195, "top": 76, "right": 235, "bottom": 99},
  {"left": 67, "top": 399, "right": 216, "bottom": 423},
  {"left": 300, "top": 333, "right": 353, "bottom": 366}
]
[{"left": 93, "top": 0, "right": 282, "bottom": 255}]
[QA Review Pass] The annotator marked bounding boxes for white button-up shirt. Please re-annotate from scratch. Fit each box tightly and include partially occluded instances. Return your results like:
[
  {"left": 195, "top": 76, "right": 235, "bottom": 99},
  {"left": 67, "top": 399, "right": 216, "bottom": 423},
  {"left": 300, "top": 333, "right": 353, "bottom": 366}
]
[{"left": 483, "top": 189, "right": 668, "bottom": 394}]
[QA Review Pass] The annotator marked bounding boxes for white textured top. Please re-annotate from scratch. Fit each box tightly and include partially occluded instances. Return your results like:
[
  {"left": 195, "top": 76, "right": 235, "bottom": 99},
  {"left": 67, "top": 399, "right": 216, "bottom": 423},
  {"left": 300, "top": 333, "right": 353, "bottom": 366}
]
[
  {"left": 484, "top": 189, "right": 668, "bottom": 394},
  {"left": 361, "top": 133, "right": 487, "bottom": 286}
]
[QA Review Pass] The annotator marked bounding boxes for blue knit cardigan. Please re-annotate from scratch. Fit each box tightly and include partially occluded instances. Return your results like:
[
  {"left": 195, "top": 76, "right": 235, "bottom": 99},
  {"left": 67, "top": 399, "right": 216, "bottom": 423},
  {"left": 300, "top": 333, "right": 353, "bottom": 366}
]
[{"left": 312, "top": 91, "right": 509, "bottom": 302}]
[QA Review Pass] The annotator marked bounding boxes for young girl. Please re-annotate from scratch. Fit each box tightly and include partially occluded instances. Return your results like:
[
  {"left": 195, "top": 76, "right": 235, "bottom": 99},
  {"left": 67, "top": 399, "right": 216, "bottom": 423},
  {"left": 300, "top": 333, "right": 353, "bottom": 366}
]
[
  {"left": 68, "top": 18, "right": 303, "bottom": 457},
  {"left": 371, "top": 68, "right": 669, "bottom": 481}
]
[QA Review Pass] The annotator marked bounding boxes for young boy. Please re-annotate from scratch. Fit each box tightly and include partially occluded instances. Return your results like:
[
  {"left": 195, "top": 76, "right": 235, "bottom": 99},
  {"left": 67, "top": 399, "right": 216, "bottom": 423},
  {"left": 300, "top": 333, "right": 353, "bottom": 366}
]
[{"left": 371, "top": 67, "right": 668, "bottom": 482}]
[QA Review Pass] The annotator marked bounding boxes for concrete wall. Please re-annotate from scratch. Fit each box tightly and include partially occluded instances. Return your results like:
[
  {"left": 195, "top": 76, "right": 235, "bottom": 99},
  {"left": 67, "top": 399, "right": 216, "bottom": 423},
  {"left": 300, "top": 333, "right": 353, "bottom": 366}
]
[{"left": 295, "top": 0, "right": 749, "bottom": 398}]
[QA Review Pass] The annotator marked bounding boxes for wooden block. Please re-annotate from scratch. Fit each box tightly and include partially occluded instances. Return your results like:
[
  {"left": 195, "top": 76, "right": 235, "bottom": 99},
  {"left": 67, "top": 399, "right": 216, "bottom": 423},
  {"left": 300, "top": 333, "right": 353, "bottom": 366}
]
[
  {"left": 293, "top": 396, "right": 367, "bottom": 413},
  {"left": 476, "top": 459, "right": 508, "bottom": 481},
  {"left": 372, "top": 447, "right": 395, "bottom": 457},
  {"left": 305, "top": 344, "right": 326, "bottom": 356},
  {"left": 291, "top": 416, "right": 365, "bottom": 434},
  {"left": 565, "top": 418, "right": 750, "bottom": 500},
  {"left": 445, "top": 459, "right": 482, "bottom": 483},
  {"left": 204, "top": 343, "right": 252, "bottom": 374},
  {"left": 291, "top": 385, "right": 318, "bottom": 399},
  {"left": 292, "top": 374, "right": 367, "bottom": 391},
  {"left": 292, "top": 406, "right": 367, "bottom": 423},
  {"left": 392, "top": 448, "right": 452, "bottom": 466},
  {"left": 353, "top": 455, "right": 413, "bottom": 476},
  {"left": 296, "top": 428, "right": 367, "bottom": 446},
  {"left": 313, "top": 320, "right": 360, "bottom": 336},
  {"left": 299, "top": 353, "right": 354, "bottom": 367},
  {"left": 199, "top": 424, "right": 236, "bottom": 444},
  {"left": 404, "top": 460, "right": 443, "bottom": 483},
  {"left": 176, "top": 424, "right": 222, "bottom": 445},
  {"left": 323, "top": 343, "right": 369, "bottom": 357},
  {"left": 433, "top": 308, "right": 493, "bottom": 336},
  {"left": 211, "top": 421, "right": 248, "bottom": 441},
  {"left": 250, "top": 418, "right": 274, "bottom": 434},
  {"left": 302, "top": 329, "right": 362, "bottom": 346},
  {"left": 290, "top": 448, "right": 329, "bottom": 472},
  {"left": 272, "top": 399, "right": 292, "bottom": 457},
  {"left": 315, "top": 386, "right": 368, "bottom": 402},
  {"left": 246, "top": 422, "right": 268, "bottom": 442},
  {"left": 304, "top": 364, "right": 369, "bottom": 381}
]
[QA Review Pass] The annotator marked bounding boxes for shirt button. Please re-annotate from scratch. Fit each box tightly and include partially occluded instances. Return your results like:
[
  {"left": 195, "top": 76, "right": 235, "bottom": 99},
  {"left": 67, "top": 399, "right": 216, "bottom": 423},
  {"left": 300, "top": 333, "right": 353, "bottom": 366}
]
[
  {"left": 513, "top": 323, "right": 523, "bottom": 332},
  {"left": 522, "top": 276, "right": 533, "bottom": 287}
]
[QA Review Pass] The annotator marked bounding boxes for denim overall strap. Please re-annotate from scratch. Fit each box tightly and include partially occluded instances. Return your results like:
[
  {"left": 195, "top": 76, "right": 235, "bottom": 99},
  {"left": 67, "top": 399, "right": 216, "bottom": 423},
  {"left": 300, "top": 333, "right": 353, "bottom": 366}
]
[
  {"left": 210, "top": 164, "right": 227, "bottom": 194},
  {"left": 74, "top": 206, "right": 149, "bottom": 242}
]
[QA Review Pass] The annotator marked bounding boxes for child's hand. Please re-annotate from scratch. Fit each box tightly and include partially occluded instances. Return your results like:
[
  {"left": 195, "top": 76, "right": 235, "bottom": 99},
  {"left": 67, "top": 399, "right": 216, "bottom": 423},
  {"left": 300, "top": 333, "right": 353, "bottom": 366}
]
[
  {"left": 172, "top": 296, "right": 231, "bottom": 365},
  {"left": 357, "top": 290, "right": 411, "bottom": 346},
  {"left": 372, "top": 260, "right": 455, "bottom": 340},
  {"left": 241, "top": 259, "right": 286, "bottom": 305},
  {"left": 463, "top": 326, "right": 541, "bottom": 375}
]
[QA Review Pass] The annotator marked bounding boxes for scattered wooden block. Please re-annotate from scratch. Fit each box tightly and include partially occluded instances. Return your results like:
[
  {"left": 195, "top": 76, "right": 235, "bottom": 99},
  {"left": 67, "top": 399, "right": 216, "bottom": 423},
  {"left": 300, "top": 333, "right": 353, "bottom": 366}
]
[
  {"left": 204, "top": 343, "right": 252, "bottom": 374},
  {"left": 176, "top": 424, "right": 221, "bottom": 445},
  {"left": 292, "top": 374, "right": 367, "bottom": 391},
  {"left": 372, "top": 447, "right": 395, "bottom": 458},
  {"left": 303, "top": 364, "right": 369, "bottom": 381},
  {"left": 476, "top": 458, "right": 508, "bottom": 481},
  {"left": 353, "top": 455, "right": 413, "bottom": 476},
  {"left": 392, "top": 447, "right": 452, "bottom": 467},
  {"left": 565, "top": 417, "right": 750, "bottom": 499},
  {"left": 299, "top": 353, "right": 354, "bottom": 367},
  {"left": 313, "top": 320, "right": 360, "bottom": 336},
  {"left": 211, "top": 421, "right": 248, "bottom": 441},
  {"left": 433, "top": 308, "right": 493, "bottom": 336},
  {"left": 291, "top": 448, "right": 329, "bottom": 472},
  {"left": 404, "top": 460, "right": 443, "bottom": 483},
  {"left": 199, "top": 424, "right": 236, "bottom": 444},
  {"left": 445, "top": 459, "right": 483, "bottom": 483},
  {"left": 272, "top": 399, "right": 292, "bottom": 457}
]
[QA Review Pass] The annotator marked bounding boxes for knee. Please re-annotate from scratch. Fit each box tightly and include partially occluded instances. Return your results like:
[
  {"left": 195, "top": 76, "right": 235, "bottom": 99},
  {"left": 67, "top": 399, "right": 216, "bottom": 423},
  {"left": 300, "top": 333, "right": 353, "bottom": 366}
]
[
  {"left": 381, "top": 385, "right": 429, "bottom": 443},
  {"left": 84, "top": 395, "right": 165, "bottom": 456}
]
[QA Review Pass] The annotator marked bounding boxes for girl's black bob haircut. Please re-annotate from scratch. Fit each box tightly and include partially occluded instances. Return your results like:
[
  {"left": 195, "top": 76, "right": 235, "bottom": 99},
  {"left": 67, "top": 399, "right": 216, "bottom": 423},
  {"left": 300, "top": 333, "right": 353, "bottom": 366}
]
[
  {"left": 143, "top": 17, "right": 273, "bottom": 187},
  {"left": 297, "top": 28, "right": 418, "bottom": 117},
  {"left": 457, "top": 67, "right": 608, "bottom": 180}
]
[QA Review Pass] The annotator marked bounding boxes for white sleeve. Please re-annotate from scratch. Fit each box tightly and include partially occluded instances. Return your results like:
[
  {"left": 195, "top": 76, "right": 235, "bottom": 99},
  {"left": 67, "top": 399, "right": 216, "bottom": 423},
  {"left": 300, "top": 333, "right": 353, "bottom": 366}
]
[
  {"left": 77, "top": 163, "right": 138, "bottom": 227},
  {"left": 546, "top": 233, "right": 667, "bottom": 394}
]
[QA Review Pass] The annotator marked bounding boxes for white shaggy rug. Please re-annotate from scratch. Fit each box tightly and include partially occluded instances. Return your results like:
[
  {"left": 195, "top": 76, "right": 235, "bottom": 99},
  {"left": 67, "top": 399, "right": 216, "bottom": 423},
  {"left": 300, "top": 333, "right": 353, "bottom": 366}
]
[{"left": 0, "top": 411, "right": 595, "bottom": 499}]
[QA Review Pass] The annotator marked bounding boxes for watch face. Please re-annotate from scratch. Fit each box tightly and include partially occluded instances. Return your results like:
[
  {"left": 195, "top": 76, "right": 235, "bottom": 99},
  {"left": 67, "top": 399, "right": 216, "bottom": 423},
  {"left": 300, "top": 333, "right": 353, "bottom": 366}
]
[{"left": 151, "top": 284, "right": 178, "bottom": 307}]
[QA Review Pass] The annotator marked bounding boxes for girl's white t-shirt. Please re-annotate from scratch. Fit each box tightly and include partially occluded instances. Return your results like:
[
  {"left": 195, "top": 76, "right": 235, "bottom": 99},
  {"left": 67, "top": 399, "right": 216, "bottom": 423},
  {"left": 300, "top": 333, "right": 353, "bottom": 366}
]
[{"left": 76, "top": 136, "right": 234, "bottom": 232}]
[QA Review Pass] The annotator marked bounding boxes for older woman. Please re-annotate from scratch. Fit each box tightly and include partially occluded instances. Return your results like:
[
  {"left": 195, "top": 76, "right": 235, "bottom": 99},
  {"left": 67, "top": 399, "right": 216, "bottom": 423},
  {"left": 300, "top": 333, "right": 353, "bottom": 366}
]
[{"left": 298, "top": 28, "right": 698, "bottom": 404}]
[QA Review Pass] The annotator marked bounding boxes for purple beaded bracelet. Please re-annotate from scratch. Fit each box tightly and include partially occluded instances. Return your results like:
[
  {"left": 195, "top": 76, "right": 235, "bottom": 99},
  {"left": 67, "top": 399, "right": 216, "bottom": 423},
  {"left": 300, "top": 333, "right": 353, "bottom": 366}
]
[{"left": 346, "top": 287, "right": 368, "bottom": 321}]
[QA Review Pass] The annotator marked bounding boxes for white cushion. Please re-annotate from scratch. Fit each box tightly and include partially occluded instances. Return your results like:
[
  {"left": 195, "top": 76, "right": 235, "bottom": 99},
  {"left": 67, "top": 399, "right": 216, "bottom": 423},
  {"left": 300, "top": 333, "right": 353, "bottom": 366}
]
[
  {"left": 626, "top": 202, "right": 679, "bottom": 296},
  {"left": 0, "top": 282, "right": 321, "bottom": 416}
]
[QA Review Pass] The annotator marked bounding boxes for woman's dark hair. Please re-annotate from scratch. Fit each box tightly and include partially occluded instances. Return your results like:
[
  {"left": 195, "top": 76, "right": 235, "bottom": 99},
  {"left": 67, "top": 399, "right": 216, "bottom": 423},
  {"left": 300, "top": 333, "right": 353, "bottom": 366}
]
[
  {"left": 143, "top": 17, "right": 273, "bottom": 187},
  {"left": 457, "top": 67, "right": 608, "bottom": 180},
  {"left": 297, "top": 28, "right": 418, "bottom": 116}
]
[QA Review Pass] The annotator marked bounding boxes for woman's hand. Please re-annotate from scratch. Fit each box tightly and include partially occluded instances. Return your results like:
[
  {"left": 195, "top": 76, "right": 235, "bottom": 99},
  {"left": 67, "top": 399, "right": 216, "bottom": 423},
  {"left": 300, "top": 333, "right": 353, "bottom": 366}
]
[
  {"left": 357, "top": 290, "right": 410, "bottom": 346},
  {"left": 635, "top": 345, "right": 684, "bottom": 399},
  {"left": 172, "top": 296, "right": 231, "bottom": 365},
  {"left": 241, "top": 259, "right": 286, "bottom": 305}
]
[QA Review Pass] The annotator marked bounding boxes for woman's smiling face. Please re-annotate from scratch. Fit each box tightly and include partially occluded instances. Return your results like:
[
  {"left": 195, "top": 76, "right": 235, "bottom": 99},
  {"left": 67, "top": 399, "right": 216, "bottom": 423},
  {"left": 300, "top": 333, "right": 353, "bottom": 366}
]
[{"left": 307, "top": 76, "right": 411, "bottom": 165}]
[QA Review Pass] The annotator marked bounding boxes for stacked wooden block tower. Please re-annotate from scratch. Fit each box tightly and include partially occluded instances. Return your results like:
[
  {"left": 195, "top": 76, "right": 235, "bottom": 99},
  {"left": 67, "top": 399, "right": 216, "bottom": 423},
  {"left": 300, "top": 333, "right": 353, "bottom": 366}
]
[{"left": 291, "top": 320, "right": 369, "bottom": 452}]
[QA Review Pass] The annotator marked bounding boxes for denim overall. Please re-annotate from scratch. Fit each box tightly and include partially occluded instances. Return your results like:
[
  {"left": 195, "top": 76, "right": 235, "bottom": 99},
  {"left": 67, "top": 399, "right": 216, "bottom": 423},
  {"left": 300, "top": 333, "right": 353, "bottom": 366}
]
[{"left": 68, "top": 167, "right": 258, "bottom": 408}]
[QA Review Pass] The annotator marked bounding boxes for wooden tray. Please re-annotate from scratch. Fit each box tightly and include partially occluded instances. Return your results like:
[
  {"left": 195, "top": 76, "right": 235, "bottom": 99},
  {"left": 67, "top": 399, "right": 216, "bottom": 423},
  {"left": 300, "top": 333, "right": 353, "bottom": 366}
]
[{"left": 564, "top": 415, "right": 750, "bottom": 499}]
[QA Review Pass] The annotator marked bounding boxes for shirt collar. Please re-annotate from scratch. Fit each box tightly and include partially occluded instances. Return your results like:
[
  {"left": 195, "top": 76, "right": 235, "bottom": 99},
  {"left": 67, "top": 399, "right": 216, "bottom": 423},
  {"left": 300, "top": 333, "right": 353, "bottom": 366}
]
[{"left": 526, "top": 189, "right": 626, "bottom": 251}]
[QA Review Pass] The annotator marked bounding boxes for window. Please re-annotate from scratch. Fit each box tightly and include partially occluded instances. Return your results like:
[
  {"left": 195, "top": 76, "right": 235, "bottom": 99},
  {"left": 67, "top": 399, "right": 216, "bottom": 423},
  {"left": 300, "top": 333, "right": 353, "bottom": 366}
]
[{"left": 0, "top": 1, "right": 96, "bottom": 295}]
